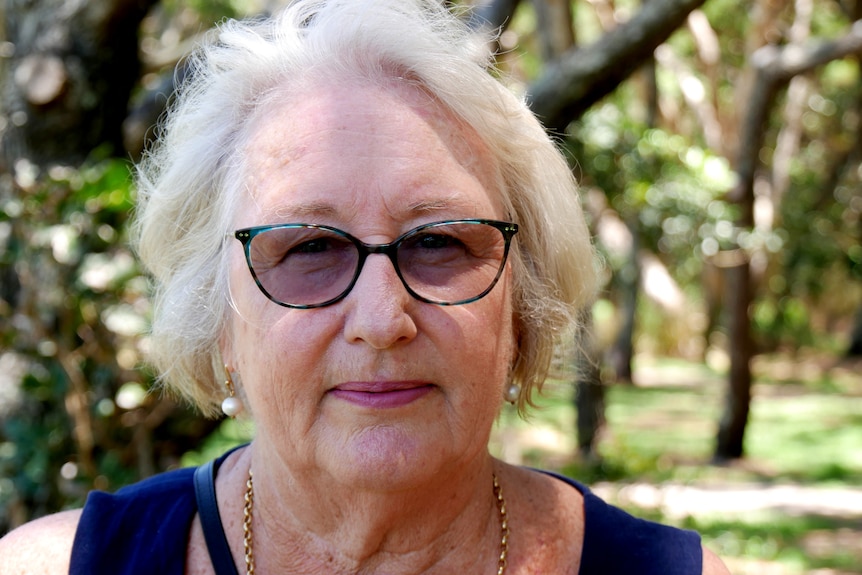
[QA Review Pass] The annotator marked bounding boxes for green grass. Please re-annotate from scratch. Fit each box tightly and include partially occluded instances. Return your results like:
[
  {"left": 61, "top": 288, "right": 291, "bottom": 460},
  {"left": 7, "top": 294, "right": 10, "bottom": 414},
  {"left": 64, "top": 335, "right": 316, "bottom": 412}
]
[
  {"left": 488, "top": 354, "right": 862, "bottom": 574},
  {"left": 493, "top": 355, "right": 862, "bottom": 488},
  {"left": 693, "top": 514, "right": 862, "bottom": 574}
]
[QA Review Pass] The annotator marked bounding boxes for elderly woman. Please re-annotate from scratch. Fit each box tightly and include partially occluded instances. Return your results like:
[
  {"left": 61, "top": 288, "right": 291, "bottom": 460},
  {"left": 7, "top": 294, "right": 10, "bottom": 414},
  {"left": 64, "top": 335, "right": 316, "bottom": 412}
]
[{"left": 0, "top": 1, "right": 729, "bottom": 573}]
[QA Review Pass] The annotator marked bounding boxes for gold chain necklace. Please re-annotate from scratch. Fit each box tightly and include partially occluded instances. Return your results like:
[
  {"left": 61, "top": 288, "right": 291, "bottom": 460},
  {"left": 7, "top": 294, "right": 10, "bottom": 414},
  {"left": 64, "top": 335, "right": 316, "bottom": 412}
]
[{"left": 242, "top": 470, "right": 510, "bottom": 575}]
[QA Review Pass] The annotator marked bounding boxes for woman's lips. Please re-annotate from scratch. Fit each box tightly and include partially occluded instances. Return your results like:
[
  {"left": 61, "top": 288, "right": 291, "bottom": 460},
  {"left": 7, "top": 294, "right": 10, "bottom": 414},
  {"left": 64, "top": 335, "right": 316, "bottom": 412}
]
[{"left": 329, "top": 382, "right": 434, "bottom": 408}]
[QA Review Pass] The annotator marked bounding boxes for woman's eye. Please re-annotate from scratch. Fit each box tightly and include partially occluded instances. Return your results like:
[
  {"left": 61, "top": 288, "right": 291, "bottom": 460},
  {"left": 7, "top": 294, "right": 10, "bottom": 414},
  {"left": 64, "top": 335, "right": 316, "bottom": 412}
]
[
  {"left": 290, "top": 238, "right": 332, "bottom": 254},
  {"left": 415, "top": 234, "right": 459, "bottom": 249}
]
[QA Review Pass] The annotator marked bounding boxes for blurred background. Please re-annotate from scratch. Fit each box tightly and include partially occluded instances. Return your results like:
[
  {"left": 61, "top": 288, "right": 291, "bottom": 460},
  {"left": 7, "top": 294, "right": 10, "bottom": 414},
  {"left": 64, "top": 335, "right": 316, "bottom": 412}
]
[{"left": 0, "top": 0, "right": 860, "bottom": 572}]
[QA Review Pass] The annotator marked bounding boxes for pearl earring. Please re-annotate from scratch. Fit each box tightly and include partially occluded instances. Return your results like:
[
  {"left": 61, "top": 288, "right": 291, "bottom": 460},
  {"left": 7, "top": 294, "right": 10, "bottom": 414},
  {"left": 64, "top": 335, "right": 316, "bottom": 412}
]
[
  {"left": 504, "top": 383, "right": 520, "bottom": 404},
  {"left": 221, "top": 367, "right": 243, "bottom": 417}
]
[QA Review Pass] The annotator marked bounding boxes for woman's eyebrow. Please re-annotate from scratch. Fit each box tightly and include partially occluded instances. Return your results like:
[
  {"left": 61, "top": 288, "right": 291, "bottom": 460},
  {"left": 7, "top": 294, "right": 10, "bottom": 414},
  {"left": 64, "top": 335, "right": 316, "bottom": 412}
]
[
  {"left": 404, "top": 196, "right": 484, "bottom": 215},
  {"left": 270, "top": 202, "right": 338, "bottom": 221}
]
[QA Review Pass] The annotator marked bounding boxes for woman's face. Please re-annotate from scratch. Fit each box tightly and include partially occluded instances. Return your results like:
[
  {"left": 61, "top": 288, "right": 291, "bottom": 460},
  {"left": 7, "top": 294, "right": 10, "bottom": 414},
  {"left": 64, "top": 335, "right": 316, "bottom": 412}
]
[{"left": 224, "top": 78, "right": 516, "bottom": 488}]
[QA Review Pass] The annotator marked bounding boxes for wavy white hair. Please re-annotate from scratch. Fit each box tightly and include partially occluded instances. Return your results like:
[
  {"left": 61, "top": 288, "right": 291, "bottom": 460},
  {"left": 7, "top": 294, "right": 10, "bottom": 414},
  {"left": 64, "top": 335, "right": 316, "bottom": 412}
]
[{"left": 132, "top": 0, "right": 597, "bottom": 417}]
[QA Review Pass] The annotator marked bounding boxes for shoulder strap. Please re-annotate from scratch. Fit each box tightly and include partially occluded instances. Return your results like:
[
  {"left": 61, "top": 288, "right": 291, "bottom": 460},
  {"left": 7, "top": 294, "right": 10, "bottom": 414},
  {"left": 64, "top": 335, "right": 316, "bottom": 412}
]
[{"left": 193, "top": 459, "right": 241, "bottom": 575}]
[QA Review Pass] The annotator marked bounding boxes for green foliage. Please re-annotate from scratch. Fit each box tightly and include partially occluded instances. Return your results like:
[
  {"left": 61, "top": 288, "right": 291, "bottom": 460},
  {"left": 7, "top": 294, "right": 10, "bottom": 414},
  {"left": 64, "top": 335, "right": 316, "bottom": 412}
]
[
  {"left": 569, "top": 100, "right": 739, "bottom": 298},
  {"left": 751, "top": 54, "right": 862, "bottom": 348},
  {"left": 160, "top": 0, "right": 241, "bottom": 24},
  {"left": 0, "top": 155, "right": 221, "bottom": 535},
  {"left": 180, "top": 418, "right": 254, "bottom": 468},
  {"left": 0, "top": 156, "right": 137, "bottom": 519},
  {"left": 561, "top": 0, "right": 862, "bottom": 353}
]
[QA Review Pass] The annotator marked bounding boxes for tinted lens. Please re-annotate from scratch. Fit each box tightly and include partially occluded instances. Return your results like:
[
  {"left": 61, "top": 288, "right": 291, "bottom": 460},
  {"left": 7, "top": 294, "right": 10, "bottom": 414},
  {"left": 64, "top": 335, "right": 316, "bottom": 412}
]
[
  {"left": 239, "top": 220, "right": 515, "bottom": 308},
  {"left": 246, "top": 225, "right": 358, "bottom": 307},
  {"left": 396, "top": 222, "right": 509, "bottom": 304}
]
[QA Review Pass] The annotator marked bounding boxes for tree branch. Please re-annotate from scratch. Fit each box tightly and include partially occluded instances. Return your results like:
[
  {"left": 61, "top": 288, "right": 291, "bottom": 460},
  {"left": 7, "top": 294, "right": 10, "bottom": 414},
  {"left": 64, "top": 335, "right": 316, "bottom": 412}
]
[
  {"left": 526, "top": 0, "right": 707, "bottom": 131},
  {"left": 731, "top": 20, "right": 862, "bottom": 204},
  {"left": 754, "top": 20, "right": 862, "bottom": 82}
]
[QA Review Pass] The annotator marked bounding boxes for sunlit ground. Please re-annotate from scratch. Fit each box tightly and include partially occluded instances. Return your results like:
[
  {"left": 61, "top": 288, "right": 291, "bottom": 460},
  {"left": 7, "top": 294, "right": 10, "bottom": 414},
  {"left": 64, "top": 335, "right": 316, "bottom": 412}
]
[
  {"left": 186, "top": 353, "right": 862, "bottom": 574},
  {"left": 487, "top": 353, "right": 862, "bottom": 575}
]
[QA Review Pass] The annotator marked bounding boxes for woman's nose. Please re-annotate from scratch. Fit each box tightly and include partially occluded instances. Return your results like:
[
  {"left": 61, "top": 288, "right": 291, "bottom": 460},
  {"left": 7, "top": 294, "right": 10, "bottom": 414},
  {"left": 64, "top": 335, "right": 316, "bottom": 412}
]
[{"left": 342, "top": 254, "right": 418, "bottom": 349}]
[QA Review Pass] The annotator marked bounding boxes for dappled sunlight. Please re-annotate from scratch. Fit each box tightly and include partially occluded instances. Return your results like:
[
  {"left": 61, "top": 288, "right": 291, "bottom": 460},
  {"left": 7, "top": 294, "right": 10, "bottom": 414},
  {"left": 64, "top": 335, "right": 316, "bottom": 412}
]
[
  {"left": 754, "top": 353, "right": 862, "bottom": 395},
  {"left": 590, "top": 482, "right": 862, "bottom": 520},
  {"left": 490, "top": 422, "right": 573, "bottom": 467},
  {"left": 802, "top": 529, "right": 862, "bottom": 572},
  {"left": 489, "top": 354, "right": 862, "bottom": 574},
  {"left": 633, "top": 353, "right": 724, "bottom": 387},
  {"left": 641, "top": 252, "right": 687, "bottom": 313}
]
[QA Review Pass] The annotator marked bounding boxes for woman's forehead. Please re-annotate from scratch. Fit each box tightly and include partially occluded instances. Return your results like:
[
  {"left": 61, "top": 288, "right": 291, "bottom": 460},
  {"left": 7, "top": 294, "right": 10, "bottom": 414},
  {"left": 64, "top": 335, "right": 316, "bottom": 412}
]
[{"left": 235, "top": 77, "right": 503, "bottom": 226}]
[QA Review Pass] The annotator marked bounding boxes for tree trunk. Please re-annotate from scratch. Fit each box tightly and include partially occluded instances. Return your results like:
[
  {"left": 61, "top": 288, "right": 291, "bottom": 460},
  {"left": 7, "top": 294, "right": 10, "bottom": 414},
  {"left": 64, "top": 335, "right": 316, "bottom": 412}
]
[
  {"left": 609, "top": 24, "right": 657, "bottom": 383},
  {"left": 715, "top": 42, "right": 769, "bottom": 460},
  {"left": 715, "top": 20, "right": 862, "bottom": 460},
  {"left": 526, "top": 0, "right": 608, "bottom": 458},
  {"left": 532, "top": 0, "right": 575, "bottom": 61},
  {"left": 575, "top": 309, "right": 605, "bottom": 459},
  {"left": 715, "top": 261, "right": 753, "bottom": 459},
  {"left": 1, "top": 0, "right": 157, "bottom": 167},
  {"left": 848, "top": 306, "right": 862, "bottom": 357},
  {"left": 608, "top": 220, "right": 639, "bottom": 383}
]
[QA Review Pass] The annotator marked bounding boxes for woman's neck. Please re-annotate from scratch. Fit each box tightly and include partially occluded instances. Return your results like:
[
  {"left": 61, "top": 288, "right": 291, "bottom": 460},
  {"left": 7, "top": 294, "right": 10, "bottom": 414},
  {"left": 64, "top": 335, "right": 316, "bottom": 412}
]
[{"left": 243, "top": 442, "right": 504, "bottom": 574}]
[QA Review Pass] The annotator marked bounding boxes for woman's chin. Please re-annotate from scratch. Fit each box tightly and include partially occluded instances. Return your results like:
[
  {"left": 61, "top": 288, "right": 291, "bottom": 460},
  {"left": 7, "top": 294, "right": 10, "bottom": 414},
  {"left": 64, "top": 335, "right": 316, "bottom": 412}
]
[{"left": 326, "top": 425, "right": 449, "bottom": 489}]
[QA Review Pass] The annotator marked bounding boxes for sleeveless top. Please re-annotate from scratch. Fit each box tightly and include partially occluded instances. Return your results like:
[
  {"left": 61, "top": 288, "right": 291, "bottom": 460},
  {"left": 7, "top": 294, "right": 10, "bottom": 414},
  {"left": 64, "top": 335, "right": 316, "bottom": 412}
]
[{"left": 70, "top": 454, "right": 702, "bottom": 574}]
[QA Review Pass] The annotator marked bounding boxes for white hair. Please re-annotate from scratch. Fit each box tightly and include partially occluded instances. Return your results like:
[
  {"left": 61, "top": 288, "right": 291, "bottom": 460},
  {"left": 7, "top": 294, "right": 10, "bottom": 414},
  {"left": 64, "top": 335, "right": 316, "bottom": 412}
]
[{"left": 132, "top": 0, "right": 597, "bottom": 417}]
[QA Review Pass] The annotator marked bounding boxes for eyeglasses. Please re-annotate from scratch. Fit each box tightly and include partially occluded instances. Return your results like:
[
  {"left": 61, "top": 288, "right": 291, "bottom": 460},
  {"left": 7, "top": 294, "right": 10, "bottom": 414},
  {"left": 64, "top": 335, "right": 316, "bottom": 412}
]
[{"left": 233, "top": 219, "right": 518, "bottom": 308}]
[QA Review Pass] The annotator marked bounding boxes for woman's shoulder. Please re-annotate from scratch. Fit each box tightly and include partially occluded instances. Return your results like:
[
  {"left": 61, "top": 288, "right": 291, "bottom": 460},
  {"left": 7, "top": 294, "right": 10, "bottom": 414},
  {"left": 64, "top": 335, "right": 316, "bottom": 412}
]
[
  {"left": 509, "top": 466, "right": 730, "bottom": 574},
  {"left": 71, "top": 466, "right": 200, "bottom": 573},
  {"left": 0, "top": 508, "right": 83, "bottom": 574},
  {"left": 501, "top": 465, "right": 586, "bottom": 574},
  {"left": 703, "top": 546, "right": 732, "bottom": 575},
  {"left": 0, "top": 465, "right": 201, "bottom": 575}
]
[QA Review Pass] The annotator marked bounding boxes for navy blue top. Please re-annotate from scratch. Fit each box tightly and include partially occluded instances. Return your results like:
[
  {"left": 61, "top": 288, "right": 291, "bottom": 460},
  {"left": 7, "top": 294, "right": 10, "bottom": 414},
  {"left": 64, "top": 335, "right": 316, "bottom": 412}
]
[{"left": 70, "top": 459, "right": 702, "bottom": 574}]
